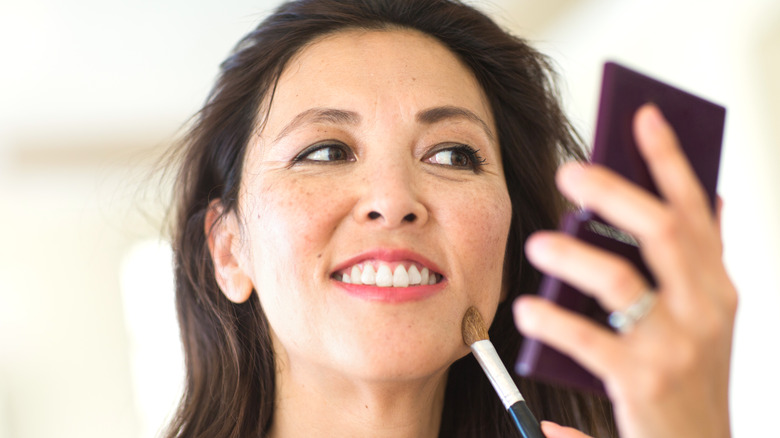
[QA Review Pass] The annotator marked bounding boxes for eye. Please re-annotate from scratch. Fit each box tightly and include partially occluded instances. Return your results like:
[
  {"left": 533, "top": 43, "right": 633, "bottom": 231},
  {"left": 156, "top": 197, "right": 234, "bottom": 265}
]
[
  {"left": 425, "top": 144, "right": 486, "bottom": 171},
  {"left": 294, "top": 142, "right": 354, "bottom": 163}
]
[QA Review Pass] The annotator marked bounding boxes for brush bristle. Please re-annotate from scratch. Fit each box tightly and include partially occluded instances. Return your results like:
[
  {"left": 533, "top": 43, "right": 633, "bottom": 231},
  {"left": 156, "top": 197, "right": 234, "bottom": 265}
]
[{"left": 462, "top": 306, "right": 489, "bottom": 346}]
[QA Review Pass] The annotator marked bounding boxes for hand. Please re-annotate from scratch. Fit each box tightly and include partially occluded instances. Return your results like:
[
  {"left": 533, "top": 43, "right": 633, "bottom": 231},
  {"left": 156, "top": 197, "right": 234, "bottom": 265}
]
[
  {"left": 514, "top": 104, "right": 737, "bottom": 438},
  {"left": 541, "top": 421, "right": 597, "bottom": 438}
]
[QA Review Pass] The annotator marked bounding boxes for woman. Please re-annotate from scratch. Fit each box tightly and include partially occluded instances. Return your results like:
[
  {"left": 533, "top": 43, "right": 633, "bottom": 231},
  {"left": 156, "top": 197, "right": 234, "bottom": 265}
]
[{"left": 166, "top": 0, "right": 736, "bottom": 437}]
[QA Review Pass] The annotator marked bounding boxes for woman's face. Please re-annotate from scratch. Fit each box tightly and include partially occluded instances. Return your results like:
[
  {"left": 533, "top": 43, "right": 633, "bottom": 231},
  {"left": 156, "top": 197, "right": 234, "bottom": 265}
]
[{"left": 231, "top": 29, "right": 512, "bottom": 381}]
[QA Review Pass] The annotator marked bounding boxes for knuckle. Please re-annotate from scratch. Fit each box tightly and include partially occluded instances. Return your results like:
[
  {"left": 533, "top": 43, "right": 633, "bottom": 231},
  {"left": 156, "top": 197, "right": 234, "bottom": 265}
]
[
  {"left": 567, "top": 323, "right": 598, "bottom": 350},
  {"left": 690, "top": 292, "right": 735, "bottom": 341},
  {"left": 651, "top": 210, "right": 680, "bottom": 241},
  {"left": 701, "top": 310, "right": 735, "bottom": 343},
  {"left": 604, "top": 260, "right": 641, "bottom": 295}
]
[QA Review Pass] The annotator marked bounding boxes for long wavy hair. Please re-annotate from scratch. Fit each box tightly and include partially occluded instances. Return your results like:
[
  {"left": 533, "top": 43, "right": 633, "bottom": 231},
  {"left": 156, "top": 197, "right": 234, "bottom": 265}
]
[{"left": 166, "top": 0, "right": 616, "bottom": 437}]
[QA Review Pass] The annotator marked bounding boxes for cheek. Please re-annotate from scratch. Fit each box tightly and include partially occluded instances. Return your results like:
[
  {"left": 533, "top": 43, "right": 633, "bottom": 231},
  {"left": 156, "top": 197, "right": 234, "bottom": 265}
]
[
  {"left": 242, "top": 176, "right": 350, "bottom": 300},
  {"left": 454, "top": 186, "right": 511, "bottom": 265},
  {"left": 241, "top": 176, "right": 356, "bottom": 353},
  {"left": 437, "top": 183, "right": 512, "bottom": 309},
  {"left": 249, "top": 177, "right": 345, "bottom": 250}
]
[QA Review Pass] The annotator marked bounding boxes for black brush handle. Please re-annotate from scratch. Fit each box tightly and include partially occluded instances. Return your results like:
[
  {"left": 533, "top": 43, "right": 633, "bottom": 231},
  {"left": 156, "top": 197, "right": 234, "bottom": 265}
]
[{"left": 508, "top": 400, "right": 545, "bottom": 438}]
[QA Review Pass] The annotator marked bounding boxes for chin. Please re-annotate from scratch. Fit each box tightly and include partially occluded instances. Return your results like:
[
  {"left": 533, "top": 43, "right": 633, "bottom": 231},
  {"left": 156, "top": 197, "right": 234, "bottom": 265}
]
[{"left": 324, "top": 322, "right": 471, "bottom": 383}]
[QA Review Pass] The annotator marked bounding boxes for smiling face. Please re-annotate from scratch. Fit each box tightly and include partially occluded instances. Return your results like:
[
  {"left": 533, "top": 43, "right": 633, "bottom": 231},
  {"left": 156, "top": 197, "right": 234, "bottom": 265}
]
[{"left": 220, "top": 28, "right": 512, "bottom": 382}]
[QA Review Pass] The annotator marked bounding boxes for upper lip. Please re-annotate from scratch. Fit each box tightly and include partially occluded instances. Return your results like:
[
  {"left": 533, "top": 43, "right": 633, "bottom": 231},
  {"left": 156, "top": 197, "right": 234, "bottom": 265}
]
[{"left": 331, "top": 248, "right": 445, "bottom": 277}]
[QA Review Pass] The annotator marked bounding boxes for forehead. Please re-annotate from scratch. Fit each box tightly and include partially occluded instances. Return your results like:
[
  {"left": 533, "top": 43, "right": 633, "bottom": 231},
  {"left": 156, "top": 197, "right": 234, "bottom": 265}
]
[{"left": 260, "top": 28, "right": 495, "bottom": 138}]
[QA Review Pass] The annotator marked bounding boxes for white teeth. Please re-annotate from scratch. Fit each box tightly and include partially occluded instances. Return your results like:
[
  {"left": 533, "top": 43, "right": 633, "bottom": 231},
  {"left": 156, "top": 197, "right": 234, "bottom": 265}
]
[
  {"left": 408, "top": 265, "right": 421, "bottom": 285},
  {"left": 339, "top": 263, "right": 440, "bottom": 287},
  {"left": 361, "top": 264, "right": 376, "bottom": 285},
  {"left": 375, "top": 265, "right": 393, "bottom": 287},
  {"left": 393, "top": 265, "right": 409, "bottom": 287},
  {"left": 351, "top": 266, "right": 362, "bottom": 285}
]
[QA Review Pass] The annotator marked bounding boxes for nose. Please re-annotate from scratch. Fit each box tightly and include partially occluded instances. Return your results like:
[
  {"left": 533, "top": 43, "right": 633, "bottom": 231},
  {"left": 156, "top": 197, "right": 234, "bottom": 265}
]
[{"left": 353, "top": 161, "right": 428, "bottom": 228}]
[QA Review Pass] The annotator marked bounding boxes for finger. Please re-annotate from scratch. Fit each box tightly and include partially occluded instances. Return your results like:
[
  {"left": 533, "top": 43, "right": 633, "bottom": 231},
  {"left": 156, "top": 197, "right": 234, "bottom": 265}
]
[
  {"left": 525, "top": 232, "right": 649, "bottom": 312},
  {"left": 540, "top": 421, "right": 594, "bottom": 438},
  {"left": 633, "top": 104, "right": 712, "bottom": 223},
  {"left": 514, "top": 296, "right": 623, "bottom": 378},
  {"left": 556, "top": 163, "right": 700, "bottom": 302},
  {"left": 556, "top": 162, "right": 667, "bottom": 240}
]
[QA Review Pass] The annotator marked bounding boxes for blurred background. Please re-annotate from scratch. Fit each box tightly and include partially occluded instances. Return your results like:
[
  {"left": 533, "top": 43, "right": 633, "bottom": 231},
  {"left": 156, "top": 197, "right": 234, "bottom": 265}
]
[{"left": 1, "top": 0, "right": 778, "bottom": 437}]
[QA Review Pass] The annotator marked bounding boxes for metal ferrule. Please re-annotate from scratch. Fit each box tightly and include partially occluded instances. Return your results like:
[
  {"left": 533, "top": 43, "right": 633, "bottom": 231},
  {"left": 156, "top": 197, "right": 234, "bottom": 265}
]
[{"left": 471, "top": 340, "right": 524, "bottom": 409}]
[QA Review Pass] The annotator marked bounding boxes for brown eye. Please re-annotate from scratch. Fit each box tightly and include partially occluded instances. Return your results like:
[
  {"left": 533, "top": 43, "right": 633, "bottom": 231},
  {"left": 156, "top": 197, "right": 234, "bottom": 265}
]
[
  {"left": 431, "top": 150, "right": 467, "bottom": 167},
  {"left": 295, "top": 142, "right": 353, "bottom": 163},
  {"left": 426, "top": 145, "right": 486, "bottom": 171}
]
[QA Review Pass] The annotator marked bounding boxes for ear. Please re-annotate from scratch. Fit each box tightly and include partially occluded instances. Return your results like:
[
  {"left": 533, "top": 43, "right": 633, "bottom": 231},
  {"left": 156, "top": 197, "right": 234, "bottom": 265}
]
[{"left": 205, "top": 200, "right": 254, "bottom": 303}]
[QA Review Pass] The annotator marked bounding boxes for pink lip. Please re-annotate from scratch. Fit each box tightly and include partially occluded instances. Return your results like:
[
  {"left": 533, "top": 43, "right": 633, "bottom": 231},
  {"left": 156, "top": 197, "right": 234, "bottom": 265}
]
[
  {"left": 331, "top": 248, "right": 447, "bottom": 303},
  {"left": 334, "top": 281, "right": 447, "bottom": 303}
]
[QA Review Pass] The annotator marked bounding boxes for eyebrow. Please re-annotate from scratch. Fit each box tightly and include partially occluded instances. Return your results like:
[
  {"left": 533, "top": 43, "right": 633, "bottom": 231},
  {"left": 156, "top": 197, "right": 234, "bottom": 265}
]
[
  {"left": 273, "top": 105, "right": 495, "bottom": 143},
  {"left": 274, "top": 108, "right": 361, "bottom": 142},
  {"left": 416, "top": 105, "right": 496, "bottom": 143}
]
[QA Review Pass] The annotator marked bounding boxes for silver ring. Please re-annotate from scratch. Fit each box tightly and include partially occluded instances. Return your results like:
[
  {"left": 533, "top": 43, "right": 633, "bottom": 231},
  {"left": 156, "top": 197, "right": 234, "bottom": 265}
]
[{"left": 608, "top": 289, "right": 657, "bottom": 333}]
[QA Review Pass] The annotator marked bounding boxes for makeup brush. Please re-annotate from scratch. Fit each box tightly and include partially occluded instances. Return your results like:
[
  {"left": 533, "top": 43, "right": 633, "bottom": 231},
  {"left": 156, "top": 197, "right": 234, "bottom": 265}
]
[{"left": 462, "top": 306, "right": 544, "bottom": 438}]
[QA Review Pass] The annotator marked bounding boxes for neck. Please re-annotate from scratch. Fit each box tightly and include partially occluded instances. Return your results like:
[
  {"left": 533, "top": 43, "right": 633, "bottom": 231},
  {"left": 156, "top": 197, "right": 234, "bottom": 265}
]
[{"left": 268, "top": 358, "right": 449, "bottom": 438}]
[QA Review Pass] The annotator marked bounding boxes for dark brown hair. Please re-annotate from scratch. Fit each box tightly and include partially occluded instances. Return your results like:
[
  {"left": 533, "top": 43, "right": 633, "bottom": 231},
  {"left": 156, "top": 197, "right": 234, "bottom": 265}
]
[{"left": 166, "top": 0, "right": 616, "bottom": 437}]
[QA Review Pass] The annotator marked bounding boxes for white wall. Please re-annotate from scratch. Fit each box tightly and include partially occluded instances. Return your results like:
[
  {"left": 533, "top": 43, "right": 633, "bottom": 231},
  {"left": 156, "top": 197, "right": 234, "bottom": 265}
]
[
  {"left": 0, "top": 1, "right": 777, "bottom": 437},
  {"left": 0, "top": 2, "right": 278, "bottom": 437}
]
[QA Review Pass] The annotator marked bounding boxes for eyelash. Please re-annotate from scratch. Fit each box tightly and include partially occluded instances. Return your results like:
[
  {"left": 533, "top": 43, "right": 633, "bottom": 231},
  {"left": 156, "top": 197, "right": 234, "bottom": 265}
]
[
  {"left": 292, "top": 142, "right": 354, "bottom": 164},
  {"left": 291, "top": 141, "right": 487, "bottom": 172},
  {"left": 426, "top": 144, "right": 487, "bottom": 172}
]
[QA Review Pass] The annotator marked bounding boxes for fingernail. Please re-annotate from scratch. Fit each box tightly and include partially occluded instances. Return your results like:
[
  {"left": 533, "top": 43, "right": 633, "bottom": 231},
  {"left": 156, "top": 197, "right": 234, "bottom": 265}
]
[
  {"left": 558, "top": 161, "right": 586, "bottom": 181},
  {"left": 513, "top": 297, "right": 525, "bottom": 315},
  {"left": 513, "top": 296, "right": 537, "bottom": 328},
  {"left": 556, "top": 162, "right": 588, "bottom": 208},
  {"left": 643, "top": 103, "right": 666, "bottom": 131},
  {"left": 525, "top": 233, "right": 554, "bottom": 265}
]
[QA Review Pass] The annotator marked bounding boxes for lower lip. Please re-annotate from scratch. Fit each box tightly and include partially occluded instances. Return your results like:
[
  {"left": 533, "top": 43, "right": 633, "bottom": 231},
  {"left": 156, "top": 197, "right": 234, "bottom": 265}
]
[{"left": 334, "top": 280, "right": 447, "bottom": 303}]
